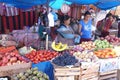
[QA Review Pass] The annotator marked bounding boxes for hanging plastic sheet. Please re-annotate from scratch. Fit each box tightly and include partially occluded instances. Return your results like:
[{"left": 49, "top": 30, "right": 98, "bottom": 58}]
[
  {"left": 66, "top": 0, "right": 98, "bottom": 5},
  {"left": 95, "top": 0, "right": 120, "bottom": 10},
  {"left": 0, "top": 0, "right": 120, "bottom": 10},
  {"left": 49, "top": 0, "right": 71, "bottom": 9},
  {"left": 0, "top": 0, "right": 54, "bottom": 9},
  {"left": 66, "top": 0, "right": 120, "bottom": 10}
]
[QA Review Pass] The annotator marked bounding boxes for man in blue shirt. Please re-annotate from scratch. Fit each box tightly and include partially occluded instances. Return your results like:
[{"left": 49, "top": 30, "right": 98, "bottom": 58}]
[{"left": 78, "top": 11, "right": 92, "bottom": 43}]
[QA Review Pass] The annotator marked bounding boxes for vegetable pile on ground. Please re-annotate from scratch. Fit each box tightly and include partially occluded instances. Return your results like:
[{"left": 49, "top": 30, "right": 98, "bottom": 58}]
[
  {"left": 25, "top": 50, "right": 58, "bottom": 63},
  {"left": 12, "top": 67, "right": 49, "bottom": 80},
  {"left": 52, "top": 52, "right": 78, "bottom": 66}
]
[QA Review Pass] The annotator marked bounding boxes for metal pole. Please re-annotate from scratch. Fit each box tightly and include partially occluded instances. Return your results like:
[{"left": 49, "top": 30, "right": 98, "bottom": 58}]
[{"left": 46, "top": 0, "right": 50, "bottom": 50}]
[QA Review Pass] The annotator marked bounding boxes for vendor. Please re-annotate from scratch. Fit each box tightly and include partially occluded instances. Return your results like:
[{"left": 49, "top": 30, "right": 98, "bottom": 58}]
[
  {"left": 96, "top": 13, "right": 113, "bottom": 37},
  {"left": 56, "top": 15, "right": 80, "bottom": 46},
  {"left": 78, "top": 11, "right": 92, "bottom": 43}
]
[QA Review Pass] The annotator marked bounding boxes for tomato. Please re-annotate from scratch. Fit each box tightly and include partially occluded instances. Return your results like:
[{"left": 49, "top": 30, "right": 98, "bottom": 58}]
[{"left": 25, "top": 50, "right": 58, "bottom": 63}]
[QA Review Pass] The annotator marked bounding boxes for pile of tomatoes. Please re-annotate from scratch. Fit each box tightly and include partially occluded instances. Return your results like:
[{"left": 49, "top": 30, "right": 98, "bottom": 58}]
[{"left": 25, "top": 50, "right": 58, "bottom": 63}]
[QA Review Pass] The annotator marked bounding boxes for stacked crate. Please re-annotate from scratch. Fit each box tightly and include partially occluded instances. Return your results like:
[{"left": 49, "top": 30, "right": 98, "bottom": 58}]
[{"left": 54, "top": 63, "right": 99, "bottom": 80}]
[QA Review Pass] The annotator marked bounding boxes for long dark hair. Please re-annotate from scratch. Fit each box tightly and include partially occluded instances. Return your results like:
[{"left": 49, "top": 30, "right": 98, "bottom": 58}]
[{"left": 60, "top": 15, "right": 70, "bottom": 24}]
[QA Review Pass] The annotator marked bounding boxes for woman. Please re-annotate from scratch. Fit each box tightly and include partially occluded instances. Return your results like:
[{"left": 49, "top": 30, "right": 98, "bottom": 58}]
[
  {"left": 78, "top": 11, "right": 92, "bottom": 43},
  {"left": 56, "top": 15, "right": 80, "bottom": 46},
  {"left": 96, "top": 13, "right": 113, "bottom": 37}
]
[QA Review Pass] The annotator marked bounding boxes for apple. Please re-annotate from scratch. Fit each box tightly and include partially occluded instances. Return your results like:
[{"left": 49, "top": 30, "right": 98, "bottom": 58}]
[
  {"left": 10, "top": 57, "right": 17, "bottom": 63},
  {"left": 2, "top": 57, "right": 9, "bottom": 64}
]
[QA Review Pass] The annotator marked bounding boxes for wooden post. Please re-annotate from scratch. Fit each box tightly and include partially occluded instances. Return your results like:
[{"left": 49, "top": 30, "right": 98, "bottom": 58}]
[{"left": 79, "top": 64, "right": 82, "bottom": 80}]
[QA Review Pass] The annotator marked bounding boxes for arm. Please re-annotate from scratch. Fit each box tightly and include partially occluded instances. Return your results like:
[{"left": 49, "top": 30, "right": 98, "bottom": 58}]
[
  {"left": 78, "top": 24, "right": 82, "bottom": 35},
  {"left": 57, "top": 26, "right": 76, "bottom": 39}
]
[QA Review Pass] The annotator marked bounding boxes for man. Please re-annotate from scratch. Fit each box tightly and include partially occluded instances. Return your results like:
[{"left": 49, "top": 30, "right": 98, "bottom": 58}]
[{"left": 78, "top": 11, "right": 92, "bottom": 43}]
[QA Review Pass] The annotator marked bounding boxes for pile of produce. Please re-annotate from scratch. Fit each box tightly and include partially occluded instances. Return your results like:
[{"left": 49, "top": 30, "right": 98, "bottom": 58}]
[
  {"left": 71, "top": 46, "right": 84, "bottom": 53},
  {"left": 51, "top": 41, "right": 68, "bottom": 51},
  {"left": 79, "top": 41, "right": 96, "bottom": 50},
  {"left": 100, "top": 35, "right": 120, "bottom": 45},
  {"left": 94, "top": 48, "right": 116, "bottom": 58},
  {"left": 73, "top": 51, "right": 98, "bottom": 62},
  {"left": 0, "top": 46, "right": 17, "bottom": 53},
  {"left": 0, "top": 52, "right": 28, "bottom": 66},
  {"left": 12, "top": 67, "right": 49, "bottom": 80},
  {"left": 19, "top": 46, "right": 36, "bottom": 55},
  {"left": 52, "top": 52, "right": 78, "bottom": 66},
  {"left": 94, "top": 39, "right": 113, "bottom": 50},
  {"left": 25, "top": 50, "right": 58, "bottom": 63}
]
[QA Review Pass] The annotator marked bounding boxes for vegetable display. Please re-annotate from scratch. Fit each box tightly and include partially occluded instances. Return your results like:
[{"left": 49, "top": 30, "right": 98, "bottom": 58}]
[
  {"left": 94, "top": 48, "right": 116, "bottom": 58},
  {"left": 51, "top": 41, "right": 68, "bottom": 51},
  {"left": 0, "top": 52, "right": 28, "bottom": 66},
  {"left": 25, "top": 50, "right": 58, "bottom": 63},
  {"left": 12, "top": 67, "right": 49, "bottom": 80},
  {"left": 73, "top": 51, "right": 98, "bottom": 62},
  {"left": 52, "top": 52, "right": 78, "bottom": 66},
  {"left": 94, "top": 39, "right": 113, "bottom": 50},
  {"left": 100, "top": 35, "right": 120, "bottom": 45},
  {"left": 0, "top": 46, "right": 17, "bottom": 53},
  {"left": 79, "top": 41, "right": 96, "bottom": 50}
]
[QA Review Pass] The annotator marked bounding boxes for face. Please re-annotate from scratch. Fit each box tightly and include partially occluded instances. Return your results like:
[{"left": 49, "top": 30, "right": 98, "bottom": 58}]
[
  {"left": 109, "top": 16, "right": 114, "bottom": 21},
  {"left": 84, "top": 14, "right": 91, "bottom": 21},
  {"left": 64, "top": 18, "right": 71, "bottom": 25}
]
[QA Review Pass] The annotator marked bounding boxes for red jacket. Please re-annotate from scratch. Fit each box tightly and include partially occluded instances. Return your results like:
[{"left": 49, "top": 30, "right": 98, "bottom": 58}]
[{"left": 103, "top": 19, "right": 113, "bottom": 31}]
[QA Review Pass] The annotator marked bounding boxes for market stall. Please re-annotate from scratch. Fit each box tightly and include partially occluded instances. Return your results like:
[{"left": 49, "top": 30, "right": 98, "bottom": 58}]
[
  {"left": 0, "top": 0, "right": 120, "bottom": 80},
  {"left": 0, "top": 31, "right": 120, "bottom": 80}
]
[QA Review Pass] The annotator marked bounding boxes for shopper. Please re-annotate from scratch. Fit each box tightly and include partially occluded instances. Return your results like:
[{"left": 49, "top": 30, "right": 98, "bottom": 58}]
[
  {"left": 56, "top": 15, "right": 80, "bottom": 46},
  {"left": 78, "top": 11, "right": 92, "bottom": 43}
]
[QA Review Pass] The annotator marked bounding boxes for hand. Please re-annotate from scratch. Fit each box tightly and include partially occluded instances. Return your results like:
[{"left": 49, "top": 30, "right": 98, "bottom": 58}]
[
  {"left": 80, "top": 32, "right": 82, "bottom": 36},
  {"left": 74, "top": 34, "right": 79, "bottom": 38}
]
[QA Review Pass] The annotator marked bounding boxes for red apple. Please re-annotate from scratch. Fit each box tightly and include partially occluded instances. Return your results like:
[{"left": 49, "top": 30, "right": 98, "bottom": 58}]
[
  {"left": 10, "top": 52, "right": 16, "bottom": 57},
  {"left": 10, "top": 57, "right": 17, "bottom": 63},
  {"left": 2, "top": 57, "right": 9, "bottom": 64}
]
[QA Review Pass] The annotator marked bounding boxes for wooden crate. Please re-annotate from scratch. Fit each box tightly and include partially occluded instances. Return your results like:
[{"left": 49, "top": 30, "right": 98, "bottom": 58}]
[
  {"left": 81, "top": 63, "right": 99, "bottom": 80},
  {"left": 0, "top": 62, "right": 31, "bottom": 76},
  {"left": 99, "top": 70, "right": 118, "bottom": 80},
  {"left": 54, "top": 63, "right": 99, "bottom": 80},
  {"left": 55, "top": 67, "right": 81, "bottom": 80}
]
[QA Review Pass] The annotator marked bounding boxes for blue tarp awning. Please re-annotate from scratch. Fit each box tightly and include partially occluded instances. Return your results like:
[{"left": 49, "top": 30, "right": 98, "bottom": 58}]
[
  {"left": 0, "top": 0, "right": 54, "bottom": 9},
  {"left": 67, "top": 0, "right": 98, "bottom": 5},
  {"left": 66, "top": 0, "right": 120, "bottom": 10},
  {"left": 0, "top": 0, "right": 120, "bottom": 10},
  {"left": 95, "top": 0, "right": 120, "bottom": 10}
]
